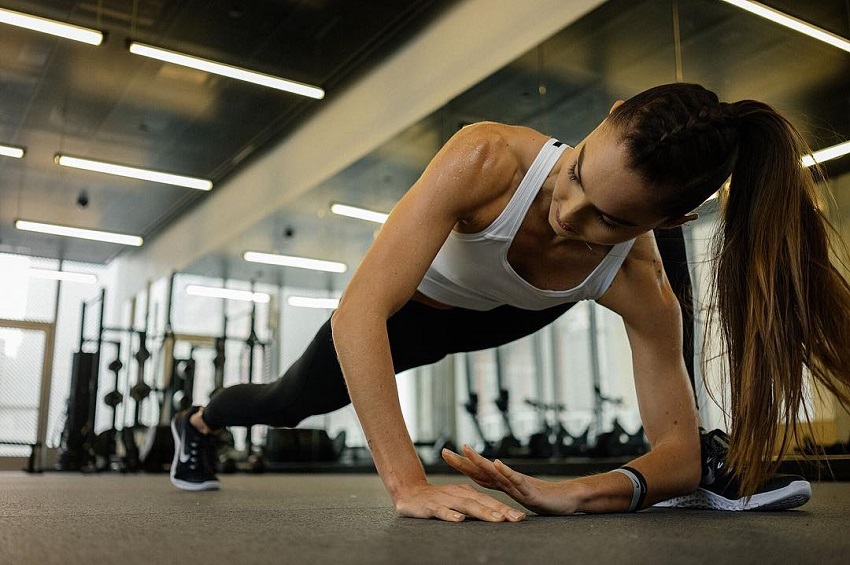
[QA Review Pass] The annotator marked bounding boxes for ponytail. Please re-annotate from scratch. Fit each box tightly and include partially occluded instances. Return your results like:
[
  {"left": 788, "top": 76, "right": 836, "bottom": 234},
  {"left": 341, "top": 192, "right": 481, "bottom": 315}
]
[
  {"left": 612, "top": 83, "right": 850, "bottom": 496},
  {"left": 710, "top": 100, "right": 850, "bottom": 496}
]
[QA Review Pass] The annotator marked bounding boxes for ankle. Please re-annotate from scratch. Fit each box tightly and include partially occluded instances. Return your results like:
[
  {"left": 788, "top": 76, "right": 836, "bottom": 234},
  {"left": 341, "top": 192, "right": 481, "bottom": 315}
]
[{"left": 189, "top": 409, "right": 212, "bottom": 434}]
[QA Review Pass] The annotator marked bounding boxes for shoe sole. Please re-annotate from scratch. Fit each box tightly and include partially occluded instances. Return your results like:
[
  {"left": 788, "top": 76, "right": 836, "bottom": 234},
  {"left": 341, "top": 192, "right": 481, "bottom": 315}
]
[
  {"left": 170, "top": 417, "right": 221, "bottom": 491},
  {"left": 653, "top": 480, "right": 811, "bottom": 511}
]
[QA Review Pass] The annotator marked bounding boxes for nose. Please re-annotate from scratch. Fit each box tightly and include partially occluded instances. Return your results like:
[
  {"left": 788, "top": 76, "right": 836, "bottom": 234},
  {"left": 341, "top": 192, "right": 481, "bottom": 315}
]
[{"left": 560, "top": 186, "right": 593, "bottom": 223}]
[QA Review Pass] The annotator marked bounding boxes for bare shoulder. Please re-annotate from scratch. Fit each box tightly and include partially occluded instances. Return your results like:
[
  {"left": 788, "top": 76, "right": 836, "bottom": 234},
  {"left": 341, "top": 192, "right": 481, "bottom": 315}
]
[
  {"left": 442, "top": 122, "right": 548, "bottom": 176},
  {"left": 596, "top": 231, "right": 679, "bottom": 321},
  {"left": 436, "top": 122, "right": 550, "bottom": 222}
]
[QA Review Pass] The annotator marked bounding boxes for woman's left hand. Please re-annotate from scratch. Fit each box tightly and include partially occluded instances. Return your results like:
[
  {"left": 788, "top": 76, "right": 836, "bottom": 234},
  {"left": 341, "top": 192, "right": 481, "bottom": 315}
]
[{"left": 442, "top": 445, "right": 580, "bottom": 516}]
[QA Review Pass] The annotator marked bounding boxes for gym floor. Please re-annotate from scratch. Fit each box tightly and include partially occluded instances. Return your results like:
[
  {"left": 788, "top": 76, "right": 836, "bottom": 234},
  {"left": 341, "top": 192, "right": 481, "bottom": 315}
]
[{"left": 1, "top": 472, "right": 848, "bottom": 565}]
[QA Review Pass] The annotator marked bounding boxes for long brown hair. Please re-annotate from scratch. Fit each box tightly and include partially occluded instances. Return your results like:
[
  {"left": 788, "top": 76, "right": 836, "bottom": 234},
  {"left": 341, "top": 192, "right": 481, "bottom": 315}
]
[{"left": 610, "top": 83, "right": 850, "bottom": 496}]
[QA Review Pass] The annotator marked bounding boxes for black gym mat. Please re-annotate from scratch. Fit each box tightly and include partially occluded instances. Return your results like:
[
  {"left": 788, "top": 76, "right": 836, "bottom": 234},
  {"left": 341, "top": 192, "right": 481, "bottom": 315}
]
[{"left": 1, "top": 472, "right": 847, "bottom": 565}]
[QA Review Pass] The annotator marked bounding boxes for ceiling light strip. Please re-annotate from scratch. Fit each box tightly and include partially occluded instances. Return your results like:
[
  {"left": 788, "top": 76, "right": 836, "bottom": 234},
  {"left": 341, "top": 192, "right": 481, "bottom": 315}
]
[
  {"left": 243, "top": 251, "right": 347, "bottom": 273},
  {"left": 0, "top": 7, "right": 103, "bottom": 46},
  {"left": 186, "top": 285, "right": 270, "bottom": 303},
  {"left": 55, "top": 154, "right": 212, "bottom": 191},
  {"left": 802, "top": 140, "right": 850, "bottom": 167},
  {"left": 15, "top": 220, "right": 143, "bottom": 247},
  {"left": 287, "top": 296, "right": 340, "bottom": 310},
  {"left": 330, "top": 203, "right": 389, "bottom": 224},
  {"left": 705, "top": 139, "right": 849, "bottom": 200},
  {"left": 0, "top": 144, "right": 25, "bottom": 159},
  {"left": 128, "top": 42, "right": 325, "bottom": 99},
  {"left": 719, "top": 0, "right": 850, "bottom": 53},
  {"left": 29, "top": 269, "right": 98, "bottom": 284}
]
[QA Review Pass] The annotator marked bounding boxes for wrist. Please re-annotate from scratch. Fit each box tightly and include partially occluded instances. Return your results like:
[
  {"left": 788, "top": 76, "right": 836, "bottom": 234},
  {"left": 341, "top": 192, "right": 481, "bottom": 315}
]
[
  {"left": 564, "top": 479, "right": 596, "bottom": 511},
  {"left": 386, "top": 475, "right": 429, "bottom": 502},
  {"left": 375, "top": 454, "right": 428, "bottom": 501}
]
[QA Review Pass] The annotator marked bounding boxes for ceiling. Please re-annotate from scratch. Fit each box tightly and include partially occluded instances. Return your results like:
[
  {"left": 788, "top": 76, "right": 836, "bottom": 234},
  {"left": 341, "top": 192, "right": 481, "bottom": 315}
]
[
  {"left": 0, "top": 0, "right": 454, "bottom": 264},
  {"left": 1, "top": 0, "right": 849, "bottom": 292}
]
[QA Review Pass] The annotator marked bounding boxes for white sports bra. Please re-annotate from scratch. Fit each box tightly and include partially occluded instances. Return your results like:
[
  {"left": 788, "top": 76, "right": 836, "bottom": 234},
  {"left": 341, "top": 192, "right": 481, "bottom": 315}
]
[{"left": 416, "top": 138, "right": 635, "bottom": 311}]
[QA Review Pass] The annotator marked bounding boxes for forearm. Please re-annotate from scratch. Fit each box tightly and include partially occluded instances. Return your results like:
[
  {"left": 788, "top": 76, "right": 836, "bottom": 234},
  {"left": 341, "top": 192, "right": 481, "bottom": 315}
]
[
  {"left": 570, "top": 435, "right": 701, "bottom": 513},
  {"left": 331, "top": 309, "right": 426, "bottom": 500}
]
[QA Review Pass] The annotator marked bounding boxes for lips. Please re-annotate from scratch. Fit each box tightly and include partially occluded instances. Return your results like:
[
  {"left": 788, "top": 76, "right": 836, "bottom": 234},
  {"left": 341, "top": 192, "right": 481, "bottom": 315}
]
[{"left": 558, "top": 219, "right": 576, "bottom": 233}]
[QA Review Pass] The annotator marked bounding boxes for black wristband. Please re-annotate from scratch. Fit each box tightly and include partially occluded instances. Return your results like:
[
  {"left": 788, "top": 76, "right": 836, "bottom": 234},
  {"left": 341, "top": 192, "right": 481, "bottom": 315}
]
[{"left": 620, "top": 465, "right": 648, "bottom": 510}]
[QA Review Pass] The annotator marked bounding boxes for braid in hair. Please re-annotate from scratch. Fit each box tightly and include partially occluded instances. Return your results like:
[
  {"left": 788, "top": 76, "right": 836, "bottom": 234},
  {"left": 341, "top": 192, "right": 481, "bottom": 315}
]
[
  {"left": 610, "top": 82, "right": 850, "bottom": 497},
  {"left": 608, "top": 83, "right": 739, "bottom": 218}
]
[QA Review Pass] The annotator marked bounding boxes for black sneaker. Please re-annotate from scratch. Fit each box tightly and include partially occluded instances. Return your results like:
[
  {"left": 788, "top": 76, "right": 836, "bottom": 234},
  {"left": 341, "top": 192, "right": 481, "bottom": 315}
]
[
  {"left": 654, "top": 428, "right": 811, "bottom": 511},
  {"left": 170, "top": 407, "right": 221, "bottom": 491}
]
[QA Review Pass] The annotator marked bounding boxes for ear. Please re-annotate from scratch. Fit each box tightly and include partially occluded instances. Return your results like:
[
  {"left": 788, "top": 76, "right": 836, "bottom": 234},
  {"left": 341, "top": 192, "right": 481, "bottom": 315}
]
[
  {"left": 657, "top": 213, "right": 699, "bottom": 229},
  {"left": 609, "top": 100, "right": 625, "bottom": 114}
]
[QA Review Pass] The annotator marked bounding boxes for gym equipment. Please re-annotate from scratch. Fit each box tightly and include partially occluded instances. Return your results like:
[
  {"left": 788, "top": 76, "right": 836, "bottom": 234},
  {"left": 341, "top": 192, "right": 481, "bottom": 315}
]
[
  {"left": 524, "top": 399, "right": 590, "bottom": 458},
  {"left": 580, "top": 304, "right": 647, "bottom": 458},
  {"left": 414, "top": 436, "right": 458, "bottom": 465},
  {"left": 123, "top": 328, "right": 152, "bottom": 472},
  {"left": 461, "top": 349, "right": 528, "bottom": 459},
  {"left": 58, "top": 285, "right": 162, "bottom": 473},
  {"left": 210, "top": 327, "right": 237, "bottom": 473},
  {"left": 59, "top": 272, "right": 275, "bottom": 474},
  {"left": 170, "top": 355, "right": 196, "bottom": 414},
  {"left": 55, "top": 351, "right": 97, "bottom": 471},
  {"left": 139, "top": 273, "right": 179, "bottom": 472},
  {"left": 242, "top": 295, "right": 264, "bottom": 471},
  {"left": 589, "top": 419, "right": 648, "bottom": 458},
  {"left": 138, "top": 277, "right": 272, "bottom": 473},
  {"left": 265, "top": 428, "right": 347, "bottom": 463},
  {"left": 56, "top": 288, "right": 107, "bottom": 472},
  {"left": 490, "top": 348, "right": 525, "bottom": 458},
  {"left": 461, "top": 353, "right": 495, "bottom": 456},
  {"left": 211, "top": 335, "right": 226, "bottom": 399},
  {"left": 93, "top": 341, "right": 125, "bottom": 471}
]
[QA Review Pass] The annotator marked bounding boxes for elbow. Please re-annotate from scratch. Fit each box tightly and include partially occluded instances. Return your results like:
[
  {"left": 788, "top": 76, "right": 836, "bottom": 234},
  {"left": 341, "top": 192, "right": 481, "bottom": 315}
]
[
  {"left": 330, "top": 297, "right": 388, "bottom": 346},
  {"left": 685, "top": 458, "right": 701, "bottom": 493},
  {"left": 659, "top": 429, "right": 702, "bottom": 494},
  {"left": 682, "top": 435, "right": 702, "bottom": 492},
  {"left": 330, "top": 303, "right": 352, "bottom": 345}
]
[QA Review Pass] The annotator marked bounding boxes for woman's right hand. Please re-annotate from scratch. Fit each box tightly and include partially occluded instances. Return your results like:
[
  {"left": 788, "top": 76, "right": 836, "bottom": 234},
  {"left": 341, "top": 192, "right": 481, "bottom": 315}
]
[
  {"left": 442, "top": 445, "right": 581, "bottom": 515},
  {"left": 392, "top": 481, "right": 527, "bottom": 523}
]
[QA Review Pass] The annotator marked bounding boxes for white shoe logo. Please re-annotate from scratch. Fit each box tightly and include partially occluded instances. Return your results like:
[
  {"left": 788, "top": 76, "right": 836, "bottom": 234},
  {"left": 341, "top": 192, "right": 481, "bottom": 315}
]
[{"left": 179, "top": 433, "right": 192, "bottom": 463}]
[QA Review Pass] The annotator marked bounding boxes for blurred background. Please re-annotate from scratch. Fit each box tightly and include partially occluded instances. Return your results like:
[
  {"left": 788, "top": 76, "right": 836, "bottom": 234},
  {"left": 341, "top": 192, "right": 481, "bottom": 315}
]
[{"left": 0, "top": 0, "right": 848, "bottom": 474}]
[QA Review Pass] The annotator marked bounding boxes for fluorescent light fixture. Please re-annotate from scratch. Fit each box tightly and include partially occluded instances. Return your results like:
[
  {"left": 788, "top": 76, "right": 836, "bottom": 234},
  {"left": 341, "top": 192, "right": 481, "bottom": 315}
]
[
  {"left": 128, "top": 41, "right": 325, "bottom": 99},
  {"left": 15, "top": 220, "right": 143, "bottom": 247},
  {"left": 243, "top": 251, "right": 347, "bottom": 273},
  {"left": 287, "top": 296, "right": 340, "bottom": 310},
  {"left": 719, "top": 0, "right": 850, "bottom": 53},
  {"left": 186, "top": 285, "right": 270, "bottom": 303},
  {"left": 29, "top": 269, "right": 98, "bottom": 284},
  {"left": 55, "top": 154, "right": 213, "bottom": 191},
  {"left": 0, "top": 7, "right": 103, "bottom": 45},
  {"left": 802, "top": 140, "right": 850, "bottom": 168},
  {"left": 331, "top": 203, "right": 389, "bottom": 224},
  {"left": 0, "top": 144, "right": 25, "bottom": 159}
]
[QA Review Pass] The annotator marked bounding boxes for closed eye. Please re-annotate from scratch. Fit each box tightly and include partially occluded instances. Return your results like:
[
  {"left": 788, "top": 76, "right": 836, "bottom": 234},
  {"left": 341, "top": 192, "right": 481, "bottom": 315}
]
[{"left": 595, "top": 212, "right": 618, "bottom": 231}]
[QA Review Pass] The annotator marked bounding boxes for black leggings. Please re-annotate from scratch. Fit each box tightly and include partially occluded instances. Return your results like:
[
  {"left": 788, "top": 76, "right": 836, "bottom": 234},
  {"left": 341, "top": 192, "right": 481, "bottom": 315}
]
[{"left": 202, "top": 227, "right": 695, "bottom": 429}]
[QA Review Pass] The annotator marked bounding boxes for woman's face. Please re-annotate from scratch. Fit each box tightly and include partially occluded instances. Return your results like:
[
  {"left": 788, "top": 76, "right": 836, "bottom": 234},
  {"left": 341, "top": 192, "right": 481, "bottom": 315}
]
[{"left": 549, "top": 124, "right": 670, "bottom": 246}]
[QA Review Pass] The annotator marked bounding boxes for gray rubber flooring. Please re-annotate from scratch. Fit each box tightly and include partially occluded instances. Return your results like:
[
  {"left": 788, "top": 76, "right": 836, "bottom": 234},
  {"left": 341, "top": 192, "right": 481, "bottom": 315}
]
[{"left": 1, "top": 471, "right": 848, "bottom": 565}]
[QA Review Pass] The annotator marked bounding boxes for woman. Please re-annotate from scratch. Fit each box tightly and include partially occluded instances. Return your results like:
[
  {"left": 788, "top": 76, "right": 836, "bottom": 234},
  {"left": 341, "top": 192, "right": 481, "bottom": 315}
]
[{"left": 170, "top": 83, "right": 850, "bottom": 522}]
